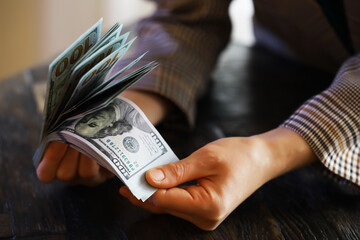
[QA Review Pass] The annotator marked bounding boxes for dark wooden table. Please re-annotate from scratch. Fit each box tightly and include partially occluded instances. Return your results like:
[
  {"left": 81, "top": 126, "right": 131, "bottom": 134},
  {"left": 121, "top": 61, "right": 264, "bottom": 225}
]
[{"left": 0, "top": 44, "right": 359, "bottom": 239}]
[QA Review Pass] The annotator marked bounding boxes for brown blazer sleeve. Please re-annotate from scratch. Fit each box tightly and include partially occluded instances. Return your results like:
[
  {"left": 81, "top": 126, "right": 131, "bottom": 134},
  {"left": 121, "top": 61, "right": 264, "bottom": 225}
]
[
  {"left": 112, "top": 0, "right": 232, "bottom": 125},
  {"left": 114, "top": 0, "right": 360, "bottom": 187},
  {"left": 282, "top": 55, "right": 360, "bottom": 186}
]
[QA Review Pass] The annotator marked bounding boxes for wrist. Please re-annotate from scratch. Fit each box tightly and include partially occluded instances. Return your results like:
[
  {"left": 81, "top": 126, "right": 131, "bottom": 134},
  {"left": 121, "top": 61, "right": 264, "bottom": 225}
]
[
  {"left": 253, "top": 127, "right": 317, "bottom": 181},
  {"left": 121, "top": 90, "right": 172, "bottom": 125}
]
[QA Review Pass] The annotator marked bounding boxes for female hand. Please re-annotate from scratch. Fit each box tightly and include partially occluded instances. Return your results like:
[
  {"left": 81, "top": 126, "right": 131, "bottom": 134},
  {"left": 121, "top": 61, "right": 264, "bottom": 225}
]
[
  {"left": 36, "top": 90, "right": 172, "bottom": 186},
  {"left": 120, "top": 127, "right": 317, "bottom": 230},
  {"left": 37, "top": 141, "right": 114, "bottom": 186}
]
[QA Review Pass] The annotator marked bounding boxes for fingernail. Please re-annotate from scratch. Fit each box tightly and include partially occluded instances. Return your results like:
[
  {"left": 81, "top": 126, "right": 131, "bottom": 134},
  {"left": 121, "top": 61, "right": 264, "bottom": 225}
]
[{"left": 148, "top": 168, "right": 165, "bottom": 181}]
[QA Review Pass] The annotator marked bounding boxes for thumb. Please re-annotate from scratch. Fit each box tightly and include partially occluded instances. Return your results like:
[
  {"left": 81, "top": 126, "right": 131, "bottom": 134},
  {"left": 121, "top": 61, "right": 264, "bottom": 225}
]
[{"left": 146, "top": 153, "right": 214, "bottom": 188}]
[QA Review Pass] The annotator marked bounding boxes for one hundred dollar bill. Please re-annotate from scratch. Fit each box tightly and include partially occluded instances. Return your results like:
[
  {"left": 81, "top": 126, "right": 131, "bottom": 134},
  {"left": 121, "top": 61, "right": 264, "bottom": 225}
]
[
  {"left": 35, "top": 97, "right": 178, "bottom": 201},
  {"left": 44, "top": 19, "right": 103, "bottom": 122},
  {"left": 34, "top": 19, "right": 178, "bottom": 201}
]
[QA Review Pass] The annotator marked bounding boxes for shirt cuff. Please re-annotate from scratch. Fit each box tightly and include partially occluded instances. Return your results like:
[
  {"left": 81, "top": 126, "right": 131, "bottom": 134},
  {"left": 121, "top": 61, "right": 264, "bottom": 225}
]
[{"left": 281, "top": 55, "right": 360, "bottom": 186}]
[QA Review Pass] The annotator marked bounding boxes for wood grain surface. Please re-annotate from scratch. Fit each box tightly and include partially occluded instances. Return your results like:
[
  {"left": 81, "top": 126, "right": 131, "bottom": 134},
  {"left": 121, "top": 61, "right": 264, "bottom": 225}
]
[{"left": 0, "top": 44, "right": 359, "bottom": 239}]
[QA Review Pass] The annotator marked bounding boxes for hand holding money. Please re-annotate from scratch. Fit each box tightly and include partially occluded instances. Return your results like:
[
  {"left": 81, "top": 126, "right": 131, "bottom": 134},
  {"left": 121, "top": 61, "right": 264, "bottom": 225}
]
[
  {"left": 37, "top": 141, "right": 115, "bottom": 186},
  {"left": 34, "top": 19, "right": 178, "bottom": 201},
  {"left": 37, "top": 90, "right": 173, "bottom": 187},
  {"left": 119, "top": 129, "right": 317, "bottom": 230}
]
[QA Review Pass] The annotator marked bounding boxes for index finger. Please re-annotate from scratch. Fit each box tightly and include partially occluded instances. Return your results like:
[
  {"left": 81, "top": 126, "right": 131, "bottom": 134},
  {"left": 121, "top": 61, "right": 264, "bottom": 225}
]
[
  {"left": 152, "top": 181, "right": 216, "bottom": 215},
  {"left": 125, "top": 178, "right": 216, "bottom": 216}
]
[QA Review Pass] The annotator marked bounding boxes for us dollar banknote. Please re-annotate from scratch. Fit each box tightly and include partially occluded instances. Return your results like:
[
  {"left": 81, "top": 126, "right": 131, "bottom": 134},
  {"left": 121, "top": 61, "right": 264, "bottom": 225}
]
[
  {"left": 34, "top": 19, "right": 179, "bottom": 201},
  {"left": 44, "top": 19, "right": 102, "bottom": 122},
  {"left": 37, "top": 97, "right": 178, "bottom": 201}
]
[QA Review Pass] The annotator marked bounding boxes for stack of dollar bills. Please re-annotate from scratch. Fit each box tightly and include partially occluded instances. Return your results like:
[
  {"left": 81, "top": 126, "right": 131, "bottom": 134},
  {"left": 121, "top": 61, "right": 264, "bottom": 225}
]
[{"left": 33, "top": 19, "right": 178, "bottom": 201}]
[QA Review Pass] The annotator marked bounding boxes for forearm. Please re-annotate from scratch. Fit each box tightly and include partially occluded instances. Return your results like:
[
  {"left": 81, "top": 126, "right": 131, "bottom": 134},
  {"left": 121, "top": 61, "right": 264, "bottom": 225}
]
[
  {"left": 121, "top": 90, "right": 319, "bottom": 182},
  {"left": 113, "top": 0, "right": 232, "bottom": 126}
]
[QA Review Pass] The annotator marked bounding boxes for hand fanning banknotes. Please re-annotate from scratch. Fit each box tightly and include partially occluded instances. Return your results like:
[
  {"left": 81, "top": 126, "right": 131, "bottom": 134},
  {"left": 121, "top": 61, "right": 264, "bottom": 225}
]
[{"left": 33, "top": 19, "right": 178, "bottom": 201}]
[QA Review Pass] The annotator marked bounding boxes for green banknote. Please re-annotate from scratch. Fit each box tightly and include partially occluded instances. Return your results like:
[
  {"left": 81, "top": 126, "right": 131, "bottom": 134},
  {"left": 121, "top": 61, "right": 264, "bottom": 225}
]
[{"left": 34, "top": 19, "right": 179, "bottom": 201}]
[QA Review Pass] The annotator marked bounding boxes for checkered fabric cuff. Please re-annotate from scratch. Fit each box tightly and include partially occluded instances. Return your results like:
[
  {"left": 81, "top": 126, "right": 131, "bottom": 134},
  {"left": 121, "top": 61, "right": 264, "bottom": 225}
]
[{"left": 282, "top": 55, "right": 360, "bottom": 186}]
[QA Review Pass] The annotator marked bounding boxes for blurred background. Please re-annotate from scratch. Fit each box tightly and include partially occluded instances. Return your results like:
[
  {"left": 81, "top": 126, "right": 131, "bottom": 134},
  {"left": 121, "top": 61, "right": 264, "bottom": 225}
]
[{"left": 0, "top": 0, "right": 254, "bottom": 80}]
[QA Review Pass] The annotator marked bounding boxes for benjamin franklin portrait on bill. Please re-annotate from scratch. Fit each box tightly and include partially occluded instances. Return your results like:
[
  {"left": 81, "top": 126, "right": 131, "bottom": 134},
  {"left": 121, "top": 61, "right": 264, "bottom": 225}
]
[{"left": 75, "top": 98, "right": 152, "bottom": 139}]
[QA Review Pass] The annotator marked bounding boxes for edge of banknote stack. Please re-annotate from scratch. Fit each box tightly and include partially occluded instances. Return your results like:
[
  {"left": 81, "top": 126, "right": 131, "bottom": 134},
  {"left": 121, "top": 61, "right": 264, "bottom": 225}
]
[{"left": 32, "top": 18, "right": 179, "bottom": 201}]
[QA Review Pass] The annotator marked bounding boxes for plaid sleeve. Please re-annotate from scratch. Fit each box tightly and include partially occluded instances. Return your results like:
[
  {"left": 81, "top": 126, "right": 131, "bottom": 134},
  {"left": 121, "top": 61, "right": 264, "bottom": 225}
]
[
  {"left": 282, "top": 54, "right": 360, "bottom": 186},
  {"left": 113, "top": 0, "right": 232, "bottom": 126}
]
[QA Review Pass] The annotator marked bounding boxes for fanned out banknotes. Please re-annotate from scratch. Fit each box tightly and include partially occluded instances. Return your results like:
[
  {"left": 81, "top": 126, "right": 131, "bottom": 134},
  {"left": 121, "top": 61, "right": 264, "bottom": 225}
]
[{"left": 33, "top": 19, "right": 178, "bottom": 201}]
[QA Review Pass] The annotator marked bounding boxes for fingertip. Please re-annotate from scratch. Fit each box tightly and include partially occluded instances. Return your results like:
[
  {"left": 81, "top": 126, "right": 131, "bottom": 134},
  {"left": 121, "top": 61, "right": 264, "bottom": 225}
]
[
  {"left": 119, "top": 186, "right": 130, "bottom": 196},
  {"left": 36, "top": 163, "right": 54, "bottom": 183},
  {"left": 147, "top": 189, "right": 166, "bottom": 205}
]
